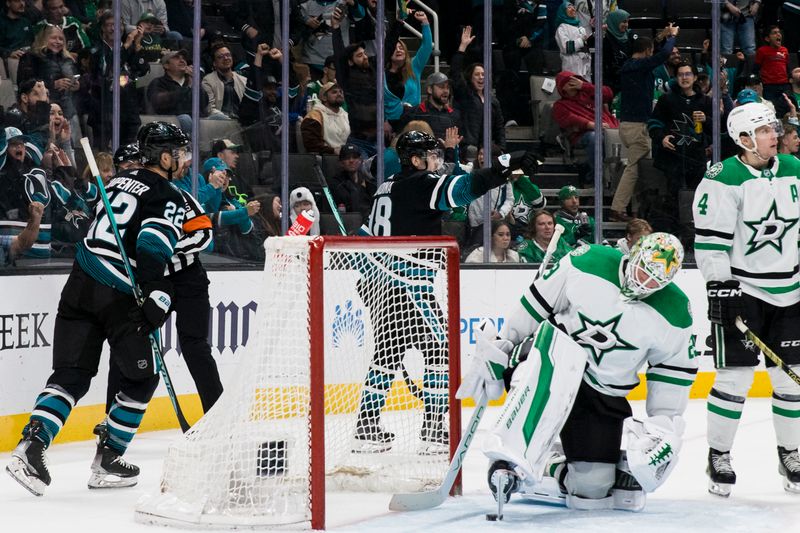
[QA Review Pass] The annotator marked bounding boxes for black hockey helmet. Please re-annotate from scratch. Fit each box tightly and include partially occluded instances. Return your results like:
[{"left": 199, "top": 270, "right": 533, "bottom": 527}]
[
  {"left": 113, "top": 142, "right": 141, "bottom": 166},
  {"left": 396, "top": 130, "right": 438, "bottom": 166},
  {"left": 137, "top": 121, "right": 190, "bottom": 165}
]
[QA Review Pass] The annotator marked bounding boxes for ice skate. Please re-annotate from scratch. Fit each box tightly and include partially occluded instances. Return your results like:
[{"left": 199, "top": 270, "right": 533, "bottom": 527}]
[
  {"left": 707, "top": 448, "right": 736, "bottom": 497},
  {"left": 87, "top": 445, "right": 140, "bottom": 489},
  {"left": 93, "top": 419, "right": 108, "bottom": 446},
  {"left": 5, "top": 420, "right": 51, "bottom": 497},
  {"left": 519, "top": 447, "right": 568, "bottom": 506},
  {"left": 777, "top": 446, "right": 800, "bottom": 494},
  {"left": 352, "top": 417, "right": 395, "bottom": 454},
  {"left": 419, "top": 416, "right": 448, "bottom": 455}
]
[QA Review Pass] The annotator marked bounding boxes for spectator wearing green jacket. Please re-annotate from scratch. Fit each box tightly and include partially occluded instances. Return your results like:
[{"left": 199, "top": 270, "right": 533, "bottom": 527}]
[
  {"left": 554, "top": 184, "right": 595, "bottom": 246},
  {"left": 0, "top": 0, "right": 33, "bottom": 60},
  {"left": 508, "top": 173, "right": 546, "bottom": 242},
  {"left": 517, "top": 208, "right": 572, "bottom": 264}
]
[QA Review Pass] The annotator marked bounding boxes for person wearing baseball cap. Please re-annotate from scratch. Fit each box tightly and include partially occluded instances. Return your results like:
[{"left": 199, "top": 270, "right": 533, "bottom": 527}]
[
  {"left": 555, "top": 184, "right": 595, "bottom": 246},
  {"left": 397, "top": 71, "right": 460, "bottom": 147},
  {"left": 329, "top": 143, "right": 375, "bottom": 222},
  {"left": 147, "top": 48, "right": 209, "bottom": 131},
  {"left": 301, "top": 81, "right": 350, "bottom": 155}
]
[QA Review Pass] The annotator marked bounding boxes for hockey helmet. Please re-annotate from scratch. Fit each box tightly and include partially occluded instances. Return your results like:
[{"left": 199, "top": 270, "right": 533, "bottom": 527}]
[
  {"left": 621, "top": 232, "right": 683, "bottom": 300},
  {"left": 113, "top": 142, "right": 141, "bottom": 166},
  {"left": 137, "top": 121, "right": 190, "bottom": 166},
  {"left": 396, "top": 130, "right": 439, "bottom": 166},
  {"left": 726, "top": 102, "right": 782, "bottom": 154}
]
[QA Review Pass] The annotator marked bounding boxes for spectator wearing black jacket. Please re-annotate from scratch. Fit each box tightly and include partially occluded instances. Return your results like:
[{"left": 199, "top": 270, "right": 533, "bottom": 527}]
[
  {"left": 329, "top": 143, "right": 376, "bottom": 222},
  {"left": 398, "top": 72, "right": 461, "bottom": 143},
  {"left": 88, "top": 11, "right": 150, "bottom": 149},
  {"left": 451, "top": 26, "right": 506, "bottom": 152},
  {"left": 226, "top": 0, "right": 304, "bottom": 58},
  {"left": 647, "top": 62, "right": 712, "bottom": 234},
  {"left": 4, "top": 79, "right": 50, "bottom": 148},
  {"left": 331, "top": 6, "right": 378, "bottom": 157},
  {"left": 146, "top": 49, "right": 209, "bottom": 133}
]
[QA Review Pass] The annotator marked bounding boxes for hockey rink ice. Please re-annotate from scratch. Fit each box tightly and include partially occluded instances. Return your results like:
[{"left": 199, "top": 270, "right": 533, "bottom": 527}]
[{"left": 1, "top": 398, "right": 799, "bottom": 532}]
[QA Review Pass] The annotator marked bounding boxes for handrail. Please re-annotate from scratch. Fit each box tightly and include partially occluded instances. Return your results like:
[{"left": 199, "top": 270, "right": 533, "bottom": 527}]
[{"left": 398, "top": 0, "right": 440, "bottom": 73}]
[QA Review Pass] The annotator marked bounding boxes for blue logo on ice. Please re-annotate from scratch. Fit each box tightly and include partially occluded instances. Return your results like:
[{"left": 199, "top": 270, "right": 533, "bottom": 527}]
[{"left": 332, "top": 299, "right": 365, "bottom": 348}]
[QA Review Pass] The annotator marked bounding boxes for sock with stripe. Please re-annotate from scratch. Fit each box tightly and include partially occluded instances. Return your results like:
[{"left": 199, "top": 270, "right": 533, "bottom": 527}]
[
  {"left": 707, "top": 387, "right": 745, "bottom": 452},
  {"left": 105, "top": 392, "right": 148, "bottom": 455},
  {"left": 769, "top": 366, "right": 800, "bottom": 450},
  {"left": 356, "top": 366, "right": 393, "bottom": 425},
  {"left": 28, "top": 384, "right": 76, "bottom": 447}
]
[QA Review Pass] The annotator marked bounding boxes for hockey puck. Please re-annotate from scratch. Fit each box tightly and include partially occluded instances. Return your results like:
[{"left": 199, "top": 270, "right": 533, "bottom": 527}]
[{"left": 486, "top": 513, "right": 500, "bottom": 521}]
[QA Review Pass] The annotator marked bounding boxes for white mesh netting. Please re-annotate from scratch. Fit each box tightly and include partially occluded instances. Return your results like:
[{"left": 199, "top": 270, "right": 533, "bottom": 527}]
[{"left": 135, "top": 236, "right": 456, "bottom": 528}]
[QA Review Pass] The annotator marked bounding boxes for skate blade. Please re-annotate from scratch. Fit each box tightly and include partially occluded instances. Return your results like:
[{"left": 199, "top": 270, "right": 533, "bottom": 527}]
[
  {"left": 88, "top": 472, "right": 138, "bottom": 489},
  {"left": 418, "top": 441, "right": 449, "bottom": 456},
  {"left": 782, "top": 478, "right": 800, "bottom": 494},
  {"left": 351, "top": 439, "right": 393, "bottom": 454},
  {"left": 520, "top": 478, "right": 567, "bottom": 507},
  {"left": 708, "top": 480, "right": 733, "bottom": 497},
  {"left": 6, "top": 459, "right": 46, "bottom": 497}
]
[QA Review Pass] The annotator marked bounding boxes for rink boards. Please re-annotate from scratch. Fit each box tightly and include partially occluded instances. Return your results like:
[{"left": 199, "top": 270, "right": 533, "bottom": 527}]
[{"left": 0, "top": 267, "right": 774, "bottom": 451}]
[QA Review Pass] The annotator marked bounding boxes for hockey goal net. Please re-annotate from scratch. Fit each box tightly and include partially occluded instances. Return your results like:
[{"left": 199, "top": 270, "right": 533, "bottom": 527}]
[{"left": 135, "top": 236, "right": 462, "bottom": 529}]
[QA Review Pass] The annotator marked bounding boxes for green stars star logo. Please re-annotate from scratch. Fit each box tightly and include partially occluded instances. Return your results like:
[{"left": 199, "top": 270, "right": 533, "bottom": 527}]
[
  {"left": 572, "top": 312, "right": 638, "bottom": 365},
  {"left": 743, "top": 200, "right": 799, "bottom": 255}
]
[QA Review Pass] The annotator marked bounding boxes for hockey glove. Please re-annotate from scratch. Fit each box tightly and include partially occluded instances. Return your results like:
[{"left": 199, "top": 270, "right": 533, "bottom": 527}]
[
  {"left": 128, "top": 280, "right": 173, "bottom": 335},
  {"left": 508, "top": 150, "right": 542, "bottom": 176},
  {"left": 623, "top": 415, "right": 685, "bottom": 492},
  {"left": 706, "top": 280, "right": 746, "bottom": 331},
  {"left": 456, "top": 319, "right": 512, "bottom": 401}
]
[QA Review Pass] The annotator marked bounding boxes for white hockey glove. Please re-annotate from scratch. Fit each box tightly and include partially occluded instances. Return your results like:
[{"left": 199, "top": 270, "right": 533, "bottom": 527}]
[
  {"left": 457, "top": 319, "right": 512, "bottom": 401},
  {"left": 623, "top": 415, "right": 685, "bottom": 492}
]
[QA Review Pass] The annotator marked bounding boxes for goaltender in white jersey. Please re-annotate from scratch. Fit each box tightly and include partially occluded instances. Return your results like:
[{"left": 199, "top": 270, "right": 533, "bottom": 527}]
[{"left": 457, "top": 234, "right": 697, "bottom": 512}]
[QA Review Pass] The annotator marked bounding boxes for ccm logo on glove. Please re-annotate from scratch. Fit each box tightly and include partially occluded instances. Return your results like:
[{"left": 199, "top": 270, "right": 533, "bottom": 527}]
[{"left": 707, "top": 288, "right": 742, "bottom": 298}]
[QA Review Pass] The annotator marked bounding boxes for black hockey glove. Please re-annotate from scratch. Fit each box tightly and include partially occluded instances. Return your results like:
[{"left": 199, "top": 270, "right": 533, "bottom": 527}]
[
  {"left": 707, "top": 280, "right": 746, "bottom": 331},
  {"left": 508, "top": 150, "right": 542, "bottom": 176},
  {"left": 128, "top": 280, "right": 173, "bottom": 336}
]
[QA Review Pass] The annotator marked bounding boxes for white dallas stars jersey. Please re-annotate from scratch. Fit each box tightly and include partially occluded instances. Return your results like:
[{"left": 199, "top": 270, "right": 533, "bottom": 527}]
[
  {"left": 693, "top": 154, "right": 800, "bottom": 307},
  {"left": 501, "top": 245, "right": 697, "bottom": 400}
]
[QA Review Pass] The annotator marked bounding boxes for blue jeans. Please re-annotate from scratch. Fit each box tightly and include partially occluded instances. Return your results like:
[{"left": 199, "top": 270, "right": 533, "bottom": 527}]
[{"left": 720, "top": 17, "right": 756, "bottom": 55}]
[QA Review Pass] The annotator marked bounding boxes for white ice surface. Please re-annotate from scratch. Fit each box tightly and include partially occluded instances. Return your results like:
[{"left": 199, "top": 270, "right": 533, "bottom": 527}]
[{"left": 1, "top": 398, "right": 798, "bottom": 532}]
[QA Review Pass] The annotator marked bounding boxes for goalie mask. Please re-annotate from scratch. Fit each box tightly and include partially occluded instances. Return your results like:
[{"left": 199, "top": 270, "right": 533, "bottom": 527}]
[{"left": 621, "top": 232, "right": 683, "bottom": 300}]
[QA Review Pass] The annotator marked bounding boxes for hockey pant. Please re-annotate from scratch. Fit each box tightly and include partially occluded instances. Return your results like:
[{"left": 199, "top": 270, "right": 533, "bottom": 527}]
[
  {"left": 484, "top": 321, "right": 586, "bottom": 483},
  {"left": 26, "top": 265, "right": 158, "bottom": 452},
  {"left": 355, "top": 282, "right": 448, "bottom": 435}
]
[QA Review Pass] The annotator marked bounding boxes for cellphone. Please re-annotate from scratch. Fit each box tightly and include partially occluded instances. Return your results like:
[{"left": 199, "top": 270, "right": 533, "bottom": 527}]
[{"left": 72, "top": 74, "right": 81, "bottom": 80}]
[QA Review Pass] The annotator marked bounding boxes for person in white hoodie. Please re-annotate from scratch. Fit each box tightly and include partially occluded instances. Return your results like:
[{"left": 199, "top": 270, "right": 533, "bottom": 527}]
[
  {"left": 301, "top": 81, "right": 351, "bottom": 155},
  {"left": 289, "top": 186, "right": 322, "bottom": 236},
  {"left": 555, "top": 1, "right": 593, "bottom": 79}
]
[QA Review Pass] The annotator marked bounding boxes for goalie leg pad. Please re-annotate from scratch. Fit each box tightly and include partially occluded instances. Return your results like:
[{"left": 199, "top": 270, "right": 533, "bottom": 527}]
[{"left": 484, "top": 322, "right": 587, "bottom": 482}]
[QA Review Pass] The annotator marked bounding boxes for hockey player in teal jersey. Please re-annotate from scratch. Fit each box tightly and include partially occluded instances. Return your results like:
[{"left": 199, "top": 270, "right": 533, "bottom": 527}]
[
  {"left": 693, "top": 102, "right": 800, "bottom": 497},
  {"left": 457, "top": 233, "right": 697, "bottom": 511},
  {"left": 6, "top": 122, "right": 189, "bottom": 497}
]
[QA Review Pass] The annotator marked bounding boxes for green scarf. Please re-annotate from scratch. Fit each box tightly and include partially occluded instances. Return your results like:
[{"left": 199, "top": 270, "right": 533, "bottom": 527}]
[{"left": 606, "top": 9, "right": 630, "bottom": 43}]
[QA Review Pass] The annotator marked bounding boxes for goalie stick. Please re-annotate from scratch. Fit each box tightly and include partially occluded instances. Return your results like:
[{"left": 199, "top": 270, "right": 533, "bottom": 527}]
[
  {"left": 80, "top": 138, "right": 191, "bottom": 433},
  {"left": 735, "top": 317, "right": 800, "bottom": 387},
  {"left": 389, "top": 222, "right": 566, "bottom": 512}
]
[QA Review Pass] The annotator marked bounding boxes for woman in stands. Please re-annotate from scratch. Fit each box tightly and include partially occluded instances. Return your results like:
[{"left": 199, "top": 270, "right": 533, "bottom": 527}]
[
  {"left": 464, "top": 220, "right": 520, "bottom": 263},
  {"left": 451, "top": 25, "right": 506, "bottom": 153},
  {"left": 17, "top": 25, "right": 81, "bottom": 142},
  {"left": 384, "top": 10, "right": 432, "bottom": 122},
  {"left": 603, "top": 8, "right": 632, "bottom": 95}
]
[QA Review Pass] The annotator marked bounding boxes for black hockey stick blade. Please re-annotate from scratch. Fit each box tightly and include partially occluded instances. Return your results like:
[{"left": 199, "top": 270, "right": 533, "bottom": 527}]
[{"left": 389, "top": 391, "right": 488, "bottom": 511}]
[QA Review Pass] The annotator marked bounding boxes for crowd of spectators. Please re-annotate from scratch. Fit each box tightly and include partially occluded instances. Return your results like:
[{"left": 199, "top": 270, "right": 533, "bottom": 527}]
[{"left": 1, "top": 0, "right": 799, "bottom": 269}]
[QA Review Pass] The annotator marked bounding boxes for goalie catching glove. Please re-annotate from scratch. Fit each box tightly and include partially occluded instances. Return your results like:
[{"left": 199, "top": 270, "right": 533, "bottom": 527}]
[
  {"left": 623, "top": 415, "right": 685, "bottom": 492},
  {"left": 128, "top": 280, "right": 173, "bottom": 335},
  {"left": 706, "top": 280, "right": 745, "bottom": 331},
  {"left": 457, "top": 319, "right": 512, "bottom": 401}
]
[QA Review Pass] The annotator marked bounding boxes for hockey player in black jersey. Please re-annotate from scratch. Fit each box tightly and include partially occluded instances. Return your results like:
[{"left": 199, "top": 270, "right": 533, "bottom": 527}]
[
  {"left": 354, "top": 130, "right": 537, "bottom": 453},
  {"left": 6, "top": 122, "right": 189, "bottom": 496}
]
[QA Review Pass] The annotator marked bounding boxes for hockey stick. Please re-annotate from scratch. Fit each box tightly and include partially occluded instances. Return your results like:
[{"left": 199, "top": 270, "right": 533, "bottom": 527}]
[
  {"left": 735, "top": 317, "right": 800, "bottom": 387},
  {"left": 537, "top": 224, "right": 565, "bottom": 279},
  {"left": 80, "top": 138, "right": 191, "bottom": 433},
  {"left": 389, "top": 390, "right": 488, "bottom": 511},
  {"left": 389, "top": 222, "right": 569, "bottom": 512},
  {"left": 313, "top": 155, "right": 347, "bottom": 235}
]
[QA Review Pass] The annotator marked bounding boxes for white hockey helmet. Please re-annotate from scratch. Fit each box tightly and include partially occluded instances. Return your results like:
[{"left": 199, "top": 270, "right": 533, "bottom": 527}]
[
  {"left": 621, "top": 232, "right": 683, "bottom": 300},
  {"left": 726, "top": 102, "right": 782, "bottom": 154}
]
